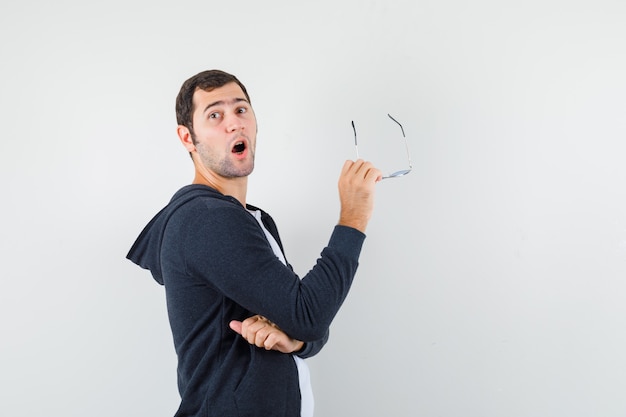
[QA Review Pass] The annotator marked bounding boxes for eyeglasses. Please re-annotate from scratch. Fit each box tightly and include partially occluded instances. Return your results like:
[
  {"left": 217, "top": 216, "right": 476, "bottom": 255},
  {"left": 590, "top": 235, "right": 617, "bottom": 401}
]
[{"left": 351, "top": 114, "right": 412, "bottom": 179}]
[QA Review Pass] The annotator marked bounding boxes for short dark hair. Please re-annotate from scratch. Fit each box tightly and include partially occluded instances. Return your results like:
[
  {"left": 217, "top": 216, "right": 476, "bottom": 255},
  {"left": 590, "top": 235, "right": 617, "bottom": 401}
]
[{"left": 175, "top": 69, "right": 251, "bottom": 133}]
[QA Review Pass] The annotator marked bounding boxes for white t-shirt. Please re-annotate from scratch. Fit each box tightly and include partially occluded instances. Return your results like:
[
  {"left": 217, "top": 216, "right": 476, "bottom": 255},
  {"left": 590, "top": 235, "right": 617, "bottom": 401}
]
[{"left": 247, "top": 209, "right": 314, "bottom": 417}]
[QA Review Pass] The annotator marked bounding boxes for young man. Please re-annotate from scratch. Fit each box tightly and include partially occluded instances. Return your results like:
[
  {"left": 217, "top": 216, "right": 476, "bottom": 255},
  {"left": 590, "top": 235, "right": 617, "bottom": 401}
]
[{"left": 127, "top": 70, "right": 381, "bottom": 416}]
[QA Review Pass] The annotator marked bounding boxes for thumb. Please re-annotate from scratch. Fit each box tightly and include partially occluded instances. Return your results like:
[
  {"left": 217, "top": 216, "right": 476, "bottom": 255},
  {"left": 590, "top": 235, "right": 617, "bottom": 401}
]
[{"left": 229, "top": 320, "right": 243, "bottom": 335}]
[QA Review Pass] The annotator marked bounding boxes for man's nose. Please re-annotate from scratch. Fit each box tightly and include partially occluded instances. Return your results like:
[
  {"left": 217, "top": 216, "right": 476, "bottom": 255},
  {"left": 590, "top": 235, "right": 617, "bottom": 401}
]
[{"left": 225, "top": 114, "right": 243, "bottom": 132}]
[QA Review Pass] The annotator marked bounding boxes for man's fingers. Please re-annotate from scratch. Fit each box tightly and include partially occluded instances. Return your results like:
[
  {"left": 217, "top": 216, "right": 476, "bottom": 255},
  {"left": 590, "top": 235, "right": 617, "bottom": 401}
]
[
  {"left": 229, "top": 320, "right": 243, "bottom": 335},
  {"left": 365, "top": 164, "right": 383, "bottom": 182},
  {"left": 231, "top": 315, "right": 295, "bottom": 351},
  {"left": 341, "top": 159, "right": 355, "bottom": 176},
  {"left": 236, "top": 315, "right": 278, "bottom": 346},
  {"left": 240, "top": 315, "right": 263, "bottom": 334},
  {"left": 342, "top": 159, "right": 382, "bottom": 182},
  {"left": 254, "top": 327, "right": 272, "bottom": 348},
  {"left": 231, "top": 315, "right": 303, "bottom": 353},
  {"left": 263, "top": 332, "right": 280, "bottom": 350}
]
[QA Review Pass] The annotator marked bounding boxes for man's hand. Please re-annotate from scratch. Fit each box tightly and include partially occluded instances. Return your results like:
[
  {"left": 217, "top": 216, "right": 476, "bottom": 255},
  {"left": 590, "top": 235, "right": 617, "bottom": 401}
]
[
  {"left": 229, "top": 315, "right": 304, "bottom": 354},
  {"left": 338, "top": 159, "right": 382, "bottom": 233}
]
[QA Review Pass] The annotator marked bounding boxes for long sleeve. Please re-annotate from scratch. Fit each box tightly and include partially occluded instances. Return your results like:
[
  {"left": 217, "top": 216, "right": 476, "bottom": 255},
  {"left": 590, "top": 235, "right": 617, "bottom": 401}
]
[{"left": 165, "top": 203, "right": 365, "bottom": 342}]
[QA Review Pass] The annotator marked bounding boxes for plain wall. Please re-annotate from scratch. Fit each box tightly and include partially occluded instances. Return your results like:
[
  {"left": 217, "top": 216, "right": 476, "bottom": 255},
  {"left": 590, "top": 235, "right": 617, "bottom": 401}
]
[{"left": 1, "top": 0, "right": 625, "bottom": 416}]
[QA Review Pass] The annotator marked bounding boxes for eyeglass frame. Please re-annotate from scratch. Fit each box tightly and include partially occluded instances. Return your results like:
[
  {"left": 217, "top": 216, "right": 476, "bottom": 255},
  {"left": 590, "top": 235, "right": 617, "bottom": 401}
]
[{"left": 351, "top": 114, "right": 412, "bottom": 179}]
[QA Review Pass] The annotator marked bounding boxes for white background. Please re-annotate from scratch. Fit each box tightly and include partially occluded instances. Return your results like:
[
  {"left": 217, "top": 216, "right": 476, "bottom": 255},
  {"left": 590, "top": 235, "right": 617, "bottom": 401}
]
[{"left": 1, "top": 0, "right": 625, "bottom": 416}]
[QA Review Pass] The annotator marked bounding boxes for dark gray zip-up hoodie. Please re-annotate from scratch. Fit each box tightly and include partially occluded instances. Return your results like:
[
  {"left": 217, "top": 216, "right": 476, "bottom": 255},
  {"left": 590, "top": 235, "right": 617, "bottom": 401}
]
[{"left": 127, "top": 184, "right": 365, "bottom": 416}]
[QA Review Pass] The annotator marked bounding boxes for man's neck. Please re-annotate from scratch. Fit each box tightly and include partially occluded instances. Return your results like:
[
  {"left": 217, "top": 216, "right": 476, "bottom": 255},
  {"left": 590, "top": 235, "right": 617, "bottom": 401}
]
[{"left": 193, "top": 171, "right": 248, "bottom": 207}]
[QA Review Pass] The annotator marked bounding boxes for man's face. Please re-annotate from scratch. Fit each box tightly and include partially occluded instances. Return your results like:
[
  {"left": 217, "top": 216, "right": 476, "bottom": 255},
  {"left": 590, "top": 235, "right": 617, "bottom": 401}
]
[{"left": 189, "top": 82, "right": 257, "bottom": 178}]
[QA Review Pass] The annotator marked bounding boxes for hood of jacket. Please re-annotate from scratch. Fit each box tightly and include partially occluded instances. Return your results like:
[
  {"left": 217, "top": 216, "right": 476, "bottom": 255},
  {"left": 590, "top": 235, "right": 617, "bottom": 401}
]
[{"left": 126, "top": 184, "right": 239, "bottom": 285}]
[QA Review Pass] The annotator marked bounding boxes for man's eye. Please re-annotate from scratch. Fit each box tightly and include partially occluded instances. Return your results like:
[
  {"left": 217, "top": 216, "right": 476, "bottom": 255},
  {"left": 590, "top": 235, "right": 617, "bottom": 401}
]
[
  {"left": 237, "top": 107, "right": 247, "bottom": 114},
  {"left": 209, "top": 112, "right": 221, "bottom": 119}
]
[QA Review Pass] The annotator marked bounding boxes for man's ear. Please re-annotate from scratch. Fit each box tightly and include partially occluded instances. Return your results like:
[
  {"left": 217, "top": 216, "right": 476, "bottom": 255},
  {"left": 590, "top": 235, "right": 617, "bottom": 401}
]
[{"left": 177, "top": 125, "right": 196, "bottom": 153}]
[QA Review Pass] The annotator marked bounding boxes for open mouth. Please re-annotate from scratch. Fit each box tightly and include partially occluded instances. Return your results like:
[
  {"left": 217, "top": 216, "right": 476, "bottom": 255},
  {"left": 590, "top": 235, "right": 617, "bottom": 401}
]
[{"left": 232, "top": 141, "right": 246, "bottom": 154}]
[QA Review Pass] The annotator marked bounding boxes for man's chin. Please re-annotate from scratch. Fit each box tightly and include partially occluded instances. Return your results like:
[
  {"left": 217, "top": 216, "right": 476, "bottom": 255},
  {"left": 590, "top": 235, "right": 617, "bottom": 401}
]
[{"left": 222, "top": 164, "right": 254, "bottom": 178}]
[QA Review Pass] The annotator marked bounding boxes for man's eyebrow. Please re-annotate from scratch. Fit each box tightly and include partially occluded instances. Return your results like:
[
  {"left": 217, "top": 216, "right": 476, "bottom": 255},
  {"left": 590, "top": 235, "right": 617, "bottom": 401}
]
[{"left": 203, "top": 97, "right": 249, "bottom": 114}]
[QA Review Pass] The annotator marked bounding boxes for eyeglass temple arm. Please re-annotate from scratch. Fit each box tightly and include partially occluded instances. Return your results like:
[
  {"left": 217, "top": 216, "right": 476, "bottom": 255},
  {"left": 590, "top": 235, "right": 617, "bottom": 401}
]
[
  {"left": 388, "top": 114, "right": 412, "bottom": 169},
  {"left": 351, "top": 120, "right": 359, "bottom": 159}
]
